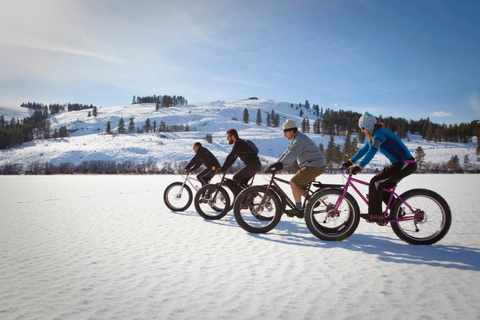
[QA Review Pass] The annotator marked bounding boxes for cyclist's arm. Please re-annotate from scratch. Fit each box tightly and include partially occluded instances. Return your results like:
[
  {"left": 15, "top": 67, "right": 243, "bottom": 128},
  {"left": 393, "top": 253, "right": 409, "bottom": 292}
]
[{"left": 277, "top": 138, "right": 302, "bottom": 167}]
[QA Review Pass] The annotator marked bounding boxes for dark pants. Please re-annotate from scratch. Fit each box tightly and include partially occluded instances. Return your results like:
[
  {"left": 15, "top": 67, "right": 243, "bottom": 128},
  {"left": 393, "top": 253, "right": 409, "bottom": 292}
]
[
  {"left": 197, "top": 167, "right": 216, "bottom": 186},
  {"left": 232, "top": 162, "right": 262, "bottom": 188},
  {"left": 368, "top": 160, "right": 417, "bottom": 215}
]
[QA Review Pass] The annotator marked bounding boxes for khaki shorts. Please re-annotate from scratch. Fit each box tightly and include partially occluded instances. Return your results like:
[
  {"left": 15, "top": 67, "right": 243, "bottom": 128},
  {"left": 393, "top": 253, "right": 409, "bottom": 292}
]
[{"left": 291, "top": 166, "right": 326, "bottom": 188}]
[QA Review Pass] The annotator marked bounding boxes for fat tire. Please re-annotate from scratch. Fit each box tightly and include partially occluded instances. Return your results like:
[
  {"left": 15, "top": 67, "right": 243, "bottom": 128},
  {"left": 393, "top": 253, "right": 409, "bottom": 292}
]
[
  {"left": 194, "top": 185, "right": 230, "bottom": 220},
  {"left": 163, "top": 182, "right": 193, "bottom": 211},
  {"left": 233, "top": 186, "right": 282, "bottom": 233},
  {"left": 304, "top": 188, "right": 360, "bottom": 241},
  {"left": 390, "top": 188, "right": 451, "bottom": 245}
]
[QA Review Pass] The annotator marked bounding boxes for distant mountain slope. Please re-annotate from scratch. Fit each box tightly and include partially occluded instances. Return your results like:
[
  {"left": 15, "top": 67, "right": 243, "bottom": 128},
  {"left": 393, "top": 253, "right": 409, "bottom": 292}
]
[{"left": 1, "top": 99, "right": 478, "bottom": 171}]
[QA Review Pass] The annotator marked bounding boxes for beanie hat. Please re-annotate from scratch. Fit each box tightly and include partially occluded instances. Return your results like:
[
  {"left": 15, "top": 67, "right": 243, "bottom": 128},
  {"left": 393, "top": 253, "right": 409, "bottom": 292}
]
[
  {"left": 358, "top": 112, "right": 377, "bottom": 132},
  {"left": 283, "top": 120, "right": 297, "bottom": 130}
]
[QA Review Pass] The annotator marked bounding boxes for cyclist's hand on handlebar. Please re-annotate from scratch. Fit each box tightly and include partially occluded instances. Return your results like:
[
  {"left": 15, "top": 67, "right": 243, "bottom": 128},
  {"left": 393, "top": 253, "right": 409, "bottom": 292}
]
[
  {"left": 348, "top": 165, "right": 362, "bottom": 175},
  {"left": 341, "top": 160, "right": 353, "bottom": 170},
  {"left": 263, "top": 162, "right": 283, "bottom": 173}
]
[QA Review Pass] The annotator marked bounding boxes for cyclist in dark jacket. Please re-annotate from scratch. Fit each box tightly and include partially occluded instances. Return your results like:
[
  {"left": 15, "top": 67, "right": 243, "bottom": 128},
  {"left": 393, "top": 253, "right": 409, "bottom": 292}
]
[
  {"left": 220, "top": 129, "right": 261, "bottom": 193},
  {"left": 185, "top": 142, "right": 221, "bottom": 186}
]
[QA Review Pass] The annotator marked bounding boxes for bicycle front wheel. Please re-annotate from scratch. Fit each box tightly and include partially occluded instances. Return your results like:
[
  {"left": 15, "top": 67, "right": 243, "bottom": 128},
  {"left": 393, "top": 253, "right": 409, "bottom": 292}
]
[
  {"left": 233, "top": 186, "right": 282, "bottom": 233},
  {"left": 194, "top": 185, "right": 230, "bottom": 220},
  {"left": 163, "top": 182, "right": 193, "bottom": 211},
  {"left": 390, "top": 189, "right": 451, "bottom": 245},
  {"left": 304, "top": 188, "right": 360, "bottom": 241}
]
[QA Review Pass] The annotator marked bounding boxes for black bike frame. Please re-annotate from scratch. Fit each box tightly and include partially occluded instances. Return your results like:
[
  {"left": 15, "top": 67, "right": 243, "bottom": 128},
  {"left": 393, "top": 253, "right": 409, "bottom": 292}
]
[{"left": 263, "top": 172, "right": 316, "bottom": 211}]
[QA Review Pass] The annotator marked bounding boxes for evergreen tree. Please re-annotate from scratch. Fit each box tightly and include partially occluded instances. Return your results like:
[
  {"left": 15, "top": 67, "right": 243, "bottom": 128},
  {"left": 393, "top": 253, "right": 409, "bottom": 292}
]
[
  {"left": 118, "top": 118, "right": 126, "bottom": 134},
  {"left": 243, "top": 108, "right": 249, "bottom": 123},
  {"left": 350, "top": 138, "right": 359, "bottom": 159},
  {"left": 301, "top": 118, "right": 307, "bottom": 132},
  {"left": 93, "top": 106, "right": 98, "bottom": 118},
  {"left": 342, "top": 133, "right": 352, "bottom": 160},
  {"left": 266, "top": 113, "right": 271, "bottom": 126},
  {"left": 325, "top": 135, "right": 336, "bottom": 169},
  {"left": 205, "top": 133, "right": 213, "bottom": 143},
  {"left": 396, "top": 125, "right": 404, "bottom": 139},
  {"left": 106, "top": 121, "right": 111, "bottom": 134},
  {"left": 426, "top": 124, "right": 434, "bottom": 142},
  {"left": 448, "top": 155, "right": 461, "bottom": 172},
  {"left": 274, "top": 114, "right": 280, "bottom": 127},
  {"left": 358, "top": 130, "right": 366, "bottom": 144},
  {"left": 145, "top": 118, "right": 151, "bottom": 133},
  {"left": 333, "top": 145, "right": 342, "bottom": 167},
  {"left": 59, "top": 125, "right": 68, "bottom": 138},
  {"left": 256, "top": 109, "right": 262, "bottom": 125},
  {"left": 313, "top": 119, "right": 320, "bottom": 134},
  {"left": 414, "top": 146, "right": 426, "bottom": 170},
  {"left": 128, "top": 117, "right": 135, "bottom": 133}
]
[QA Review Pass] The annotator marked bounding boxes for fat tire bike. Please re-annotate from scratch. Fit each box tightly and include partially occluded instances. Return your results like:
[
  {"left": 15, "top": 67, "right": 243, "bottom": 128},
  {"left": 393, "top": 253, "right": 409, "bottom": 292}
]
[
  {"left": 163, "top": 171, "right": 202, "bottom": 211},
  {"left": 233, "top": 171, "right": 323, "bottom": 233},
  {"left": 194, "top": 172, "right": 255, "bottom": 220},
  {"left": 304, "top": 170, "right": 452, "bottom": 244}
]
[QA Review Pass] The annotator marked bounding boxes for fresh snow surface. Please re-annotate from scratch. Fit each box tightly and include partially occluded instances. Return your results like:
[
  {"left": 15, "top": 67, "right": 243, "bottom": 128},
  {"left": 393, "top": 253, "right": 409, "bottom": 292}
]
[
  {"left": 1, "top": 174, "right": 479, "bottom": 319},
  {"left": 1, "top": 99, "right": 478, "bottom": 171}
]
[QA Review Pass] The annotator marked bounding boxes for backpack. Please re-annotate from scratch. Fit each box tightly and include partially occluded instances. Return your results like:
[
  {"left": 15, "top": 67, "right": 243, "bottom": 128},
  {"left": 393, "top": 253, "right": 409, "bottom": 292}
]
[{"left": 245, "top": 139, "right": 259, "bottom": 154}]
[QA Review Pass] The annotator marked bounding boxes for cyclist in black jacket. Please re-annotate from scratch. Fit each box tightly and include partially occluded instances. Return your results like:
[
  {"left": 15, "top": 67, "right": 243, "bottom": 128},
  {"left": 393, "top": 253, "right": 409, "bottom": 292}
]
[
  {"left": 220, "top": 129, "right": 261, "bottom": 193},
  {"left": 185, "top": 142, "right": 221, "bottom": 186}
]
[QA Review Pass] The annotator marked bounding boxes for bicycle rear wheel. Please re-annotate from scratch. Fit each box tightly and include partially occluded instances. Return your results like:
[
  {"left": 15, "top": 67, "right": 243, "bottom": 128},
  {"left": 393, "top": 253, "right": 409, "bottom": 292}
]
[
  {"left": 233, "top": 186, "right": 282, "bottom": 233},
  {"left": 304, "top": 188, "right": 360, "bottom": 241},
  {"left": 390, "top": 188, "right": 451, "bottom": 245},
  {"left": 194, "top": 185, "right": 230, "bottom": 220},
  {"left": 163, "top": 182, "right": 193, "bottom": 211}
]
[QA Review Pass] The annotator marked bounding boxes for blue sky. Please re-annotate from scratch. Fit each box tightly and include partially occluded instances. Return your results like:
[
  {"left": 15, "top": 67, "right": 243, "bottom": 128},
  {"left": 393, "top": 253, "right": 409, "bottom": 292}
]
[{"left": 1, "top": 0, "right": 479, "bottom": 124}]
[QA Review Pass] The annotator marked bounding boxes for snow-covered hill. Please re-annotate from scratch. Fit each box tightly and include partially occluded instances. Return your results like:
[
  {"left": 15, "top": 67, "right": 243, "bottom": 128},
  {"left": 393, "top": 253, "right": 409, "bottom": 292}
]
[{"left": 1, "top": 99, "right": 478, "bottom": 171}]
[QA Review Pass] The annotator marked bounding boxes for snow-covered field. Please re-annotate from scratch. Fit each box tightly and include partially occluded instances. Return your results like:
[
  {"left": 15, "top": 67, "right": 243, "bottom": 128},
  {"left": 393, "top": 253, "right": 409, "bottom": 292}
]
[{"left": 1, "top": 173, "right": 479, "bottom": 319}]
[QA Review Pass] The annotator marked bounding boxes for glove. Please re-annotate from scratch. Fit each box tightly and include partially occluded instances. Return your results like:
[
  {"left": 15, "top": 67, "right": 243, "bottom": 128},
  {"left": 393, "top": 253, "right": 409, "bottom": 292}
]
[
  {"left": 348, "top": 165, "right": 362, "bottom": 175},
  {"left": 342, "top": 160, "right": 353, "bottom": 170},
  {"left": 263, "top": 162, "right": 283, "bottom": 173}
]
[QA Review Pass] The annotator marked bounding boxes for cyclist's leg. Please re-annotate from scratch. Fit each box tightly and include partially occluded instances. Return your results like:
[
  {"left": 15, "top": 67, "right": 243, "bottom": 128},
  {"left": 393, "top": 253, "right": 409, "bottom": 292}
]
[
  {"left": 197, "top": 167, "right": 216, "bottom": 186},
  {"left": 369, "top": 161, "right": 417, "bottom": 215},
  {"left": 232, "top": 163, "right": 261, "bottom": 187},
  {"left": 290, "top": 166, "right": 326, "bottom": 205}
]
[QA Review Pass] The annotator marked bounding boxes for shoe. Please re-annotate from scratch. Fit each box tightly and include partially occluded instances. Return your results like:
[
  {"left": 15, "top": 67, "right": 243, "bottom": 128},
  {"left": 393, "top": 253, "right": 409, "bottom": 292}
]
[
  {"left": 240, "top": 193, "right": 256, "bottom": 209},
  {"left": 285, "top": 208, "right": 304, "bottom": 219},
  {"left": 360, "top": 213, "right": 383, "bottom": 221},
  {"left": 204, "top": 190, "right": 212, "bottom": 198}
]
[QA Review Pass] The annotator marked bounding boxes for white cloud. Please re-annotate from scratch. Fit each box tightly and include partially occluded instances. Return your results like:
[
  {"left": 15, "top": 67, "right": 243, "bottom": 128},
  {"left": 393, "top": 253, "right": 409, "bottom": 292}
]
[
  {"left": 430, "top": 111, "right": 454, "bottom": 118},
  {"left": 467, "top": 92, "right": 480, "bottom": 114}
]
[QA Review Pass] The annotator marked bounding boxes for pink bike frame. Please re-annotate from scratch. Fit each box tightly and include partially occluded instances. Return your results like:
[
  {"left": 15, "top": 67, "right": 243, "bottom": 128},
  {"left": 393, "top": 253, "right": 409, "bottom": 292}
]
[{"left": 336, "top": 173, "right": 419, "bottom": 222}]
